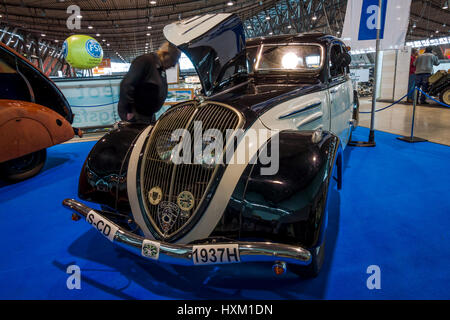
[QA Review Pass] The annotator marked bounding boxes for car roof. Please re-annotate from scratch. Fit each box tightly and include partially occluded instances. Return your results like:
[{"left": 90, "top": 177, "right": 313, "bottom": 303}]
[{"left": 246, "top": 33, "right": 341, "bottom": 47}]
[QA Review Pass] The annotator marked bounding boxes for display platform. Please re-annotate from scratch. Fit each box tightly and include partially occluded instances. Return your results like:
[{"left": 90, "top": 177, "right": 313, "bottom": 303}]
[{"left": 0, "top": 127, "right": 449, "bottom": 300}]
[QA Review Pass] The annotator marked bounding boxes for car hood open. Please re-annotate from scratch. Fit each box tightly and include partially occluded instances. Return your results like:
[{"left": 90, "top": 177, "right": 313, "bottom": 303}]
[{"left": 163, "top": 13, "right": 247, "bottom": 96}]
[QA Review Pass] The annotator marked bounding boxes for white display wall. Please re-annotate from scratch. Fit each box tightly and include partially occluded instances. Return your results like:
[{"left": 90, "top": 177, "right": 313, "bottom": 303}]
[{"left": 378, "top": 47, "right": 410, "bottom": 101}]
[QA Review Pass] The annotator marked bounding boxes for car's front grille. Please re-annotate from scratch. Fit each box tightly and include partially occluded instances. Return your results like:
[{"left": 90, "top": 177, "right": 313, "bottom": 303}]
[{"left": 139, "top": 101, "right": 243, "bottom": 240}]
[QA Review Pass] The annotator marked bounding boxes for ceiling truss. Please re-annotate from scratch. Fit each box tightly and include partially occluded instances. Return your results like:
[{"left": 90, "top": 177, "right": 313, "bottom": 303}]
[{"left": 0, "top": 0, "right": 448, "bottom": 75}]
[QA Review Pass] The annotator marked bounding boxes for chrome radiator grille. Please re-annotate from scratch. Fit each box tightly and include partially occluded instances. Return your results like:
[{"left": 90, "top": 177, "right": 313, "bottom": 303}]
[{"left": 139, "top": 101, "right": 243, "bottom": 240}]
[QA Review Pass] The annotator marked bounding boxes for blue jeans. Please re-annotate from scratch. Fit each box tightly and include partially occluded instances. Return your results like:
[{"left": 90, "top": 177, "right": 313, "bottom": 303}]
[
  {"left": 415, "top": 73, "right": 431, "bottom": 103},
  {"left": 407, "top": 74, "right": 416, "bottom": 99}
]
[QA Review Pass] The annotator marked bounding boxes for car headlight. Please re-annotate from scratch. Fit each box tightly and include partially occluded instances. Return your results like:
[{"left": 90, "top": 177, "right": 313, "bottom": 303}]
[
  {"left": 194, "top": 138, "right": 222, "bottom": 169},
  {"left": 155, "top": 132, "right": 223, "bottom": 168},
  {"left": 155, "top": 131, "right": 179, "bottom": 162}
]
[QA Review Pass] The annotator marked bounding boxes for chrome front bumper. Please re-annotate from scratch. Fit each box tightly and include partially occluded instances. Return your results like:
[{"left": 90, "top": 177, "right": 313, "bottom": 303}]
[{"left": 62, "top": 199, "right": 312, "bottom": 266}]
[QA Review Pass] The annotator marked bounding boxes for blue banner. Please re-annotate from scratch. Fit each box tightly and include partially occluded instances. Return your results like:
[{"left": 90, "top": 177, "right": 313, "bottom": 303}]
[{"left": 358, "top": 0, "right": 388, "bottom": 41}]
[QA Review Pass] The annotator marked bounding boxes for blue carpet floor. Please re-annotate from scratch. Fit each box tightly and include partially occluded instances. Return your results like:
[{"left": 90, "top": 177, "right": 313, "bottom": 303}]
[{"left": 0, "top": 127, "right": 449, "bottom": 300}]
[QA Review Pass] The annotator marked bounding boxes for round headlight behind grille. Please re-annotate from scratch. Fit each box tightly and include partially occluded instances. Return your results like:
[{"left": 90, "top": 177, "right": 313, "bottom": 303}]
[
  {"left": 194, "top": 138, "right": 222, "bottom": 169},
  {"left": 155, "top": 131, "right": 180, "bottom": 162}
]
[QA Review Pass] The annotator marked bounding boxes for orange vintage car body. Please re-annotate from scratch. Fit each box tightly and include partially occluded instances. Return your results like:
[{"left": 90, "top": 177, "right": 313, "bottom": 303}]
[
  {"left": 0, "top": 41, "right": 78, "bottom": 180},
  {"left": 0, "top": 100, "right": 74, "bottom": 163}
]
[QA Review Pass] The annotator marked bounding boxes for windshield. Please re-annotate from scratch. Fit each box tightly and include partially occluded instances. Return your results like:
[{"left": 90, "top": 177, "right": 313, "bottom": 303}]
[{"left": 247, "top": 44, "right": 323, "bottom": 73}]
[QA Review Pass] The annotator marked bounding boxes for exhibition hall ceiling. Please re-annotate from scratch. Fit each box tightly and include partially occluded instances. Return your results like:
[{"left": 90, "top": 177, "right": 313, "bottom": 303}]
[
  {"left": 0, "top": 0, "right": 277, "bottom": 61},
  {"left": 0, "top": 0, "right": 449, "bottom": 61}
]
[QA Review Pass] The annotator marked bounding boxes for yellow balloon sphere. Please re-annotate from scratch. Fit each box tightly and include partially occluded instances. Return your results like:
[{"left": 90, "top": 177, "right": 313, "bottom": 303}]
[{"left": 62, "top": 35, "right": 103, "bottom": 69}]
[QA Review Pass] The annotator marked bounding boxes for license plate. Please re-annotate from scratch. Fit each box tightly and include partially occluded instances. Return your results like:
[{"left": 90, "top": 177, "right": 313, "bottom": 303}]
[
  {"left": 192, "top": 244, "right": 240, "bottom": 265},
  {"left": 86, "top": 210, "right": 119, "bottom": 242}
]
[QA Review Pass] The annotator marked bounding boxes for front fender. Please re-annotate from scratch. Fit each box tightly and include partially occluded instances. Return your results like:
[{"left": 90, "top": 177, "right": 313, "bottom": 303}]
[
  {"left": 211, "top": 130, "right": 342, "bottom": 248},
  {"left": 78, "top": 122, "right": 149, "bottom": 212},
  {"left": 0, "top": 100, "right": 74, "bottom": 163}
]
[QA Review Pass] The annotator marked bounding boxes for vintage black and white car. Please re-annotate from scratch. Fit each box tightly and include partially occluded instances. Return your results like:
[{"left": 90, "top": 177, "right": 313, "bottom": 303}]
[{"left": 64, "top": 13, "right": 358, "bottom": 277}]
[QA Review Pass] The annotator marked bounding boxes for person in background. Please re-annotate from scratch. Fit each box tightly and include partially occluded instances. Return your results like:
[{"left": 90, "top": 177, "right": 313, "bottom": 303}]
[
  {"left": 118, "top": 41, "right": 181, "bottom": 123},
  {"left": 414, "top": 47, "right": 440, "bottom": 105},
  {"left": 406, "top": 48, "right": 418, "bottom": 103}
]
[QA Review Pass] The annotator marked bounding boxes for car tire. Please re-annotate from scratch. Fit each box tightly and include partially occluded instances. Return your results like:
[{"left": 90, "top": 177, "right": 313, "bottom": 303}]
[
  {"left": 290, "top": 237, "right": 326, "bottom": 278},
  {"left": 0, "top": 149, "right": 47, "bottom": 182},
  {"left": 439, "top": 87, "right": 450, "bottom": 106}
]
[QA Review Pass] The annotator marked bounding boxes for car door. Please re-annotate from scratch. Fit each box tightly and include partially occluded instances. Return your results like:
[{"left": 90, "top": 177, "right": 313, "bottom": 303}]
[
  {"left": 328, "top": 42, "right": 353, "bottom": 148},
  {"left": 256, "top": 44, "right": 331, "bottom": 133}
]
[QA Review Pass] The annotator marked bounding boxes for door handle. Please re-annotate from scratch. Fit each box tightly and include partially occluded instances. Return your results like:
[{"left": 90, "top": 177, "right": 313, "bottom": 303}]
[{"left": 330, "top": 88, "right": 339, "bottom": 94}]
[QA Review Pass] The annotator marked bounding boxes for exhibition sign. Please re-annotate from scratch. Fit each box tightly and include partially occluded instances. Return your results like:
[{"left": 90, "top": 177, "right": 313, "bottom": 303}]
[
  {"left": 165, "top": 88, "right": 194, "bottom": 105},
  {"left": 166, "top": 64, "right": 180, "bottom": 84},
  {"left": 54, "top": 77, "right": 196, "bottom": 128},
  {"left": 342, "top": 0, "right": 412, "bottom": 51},
  {"left": 54, "top": 77, "right": 121, "bottom": 128},
  {"left": 93, "top": 59, "right": 112, "bottom": 76},
  {"left": 350, "top": 69, "right": 370, "bottom": 83}
]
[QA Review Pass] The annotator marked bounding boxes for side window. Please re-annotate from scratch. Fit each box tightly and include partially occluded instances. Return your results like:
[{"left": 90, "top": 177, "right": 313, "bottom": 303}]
[
  {"left": 0, "top": 48, "right": 31, "bottom": 101},
  {"left": 329, "top": 44, "right": 344, "bottom": 79}
]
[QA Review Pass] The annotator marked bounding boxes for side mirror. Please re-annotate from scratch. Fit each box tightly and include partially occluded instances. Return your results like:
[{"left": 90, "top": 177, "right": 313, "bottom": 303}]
[{"left": 339, "top": 52, "right": 352, "bottom": 68}]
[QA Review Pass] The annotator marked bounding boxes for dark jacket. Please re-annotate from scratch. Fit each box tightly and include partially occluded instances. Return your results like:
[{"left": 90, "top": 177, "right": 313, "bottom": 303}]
[{"left": 118, "top": 53, "right": 168, "bottom": 120}]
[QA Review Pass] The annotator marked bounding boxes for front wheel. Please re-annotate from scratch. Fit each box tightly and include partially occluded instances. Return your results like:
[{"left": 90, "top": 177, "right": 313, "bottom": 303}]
[
  {"left": 439, "top": 87, "right": 450, "bottom": 106},
  {"left": 0, "top": 149, "right": 47, "bottom": 182},
  {"left": 290, "top": 238, "right": 326, "bottom": 278}
]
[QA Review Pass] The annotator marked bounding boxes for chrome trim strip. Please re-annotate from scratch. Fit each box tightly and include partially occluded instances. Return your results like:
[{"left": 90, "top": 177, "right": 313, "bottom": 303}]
[
  {"left": 278, "top": 101, "right": 322, "bottom": 119},
  {"left": 254, "top": 44, "right": 264, "bottom": 70},
  {"left": 63, "top": 199, "right": 312, "bottom": 266},
  {"left": 296, "top": 111, "right": 323, "bottom": 128}
]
